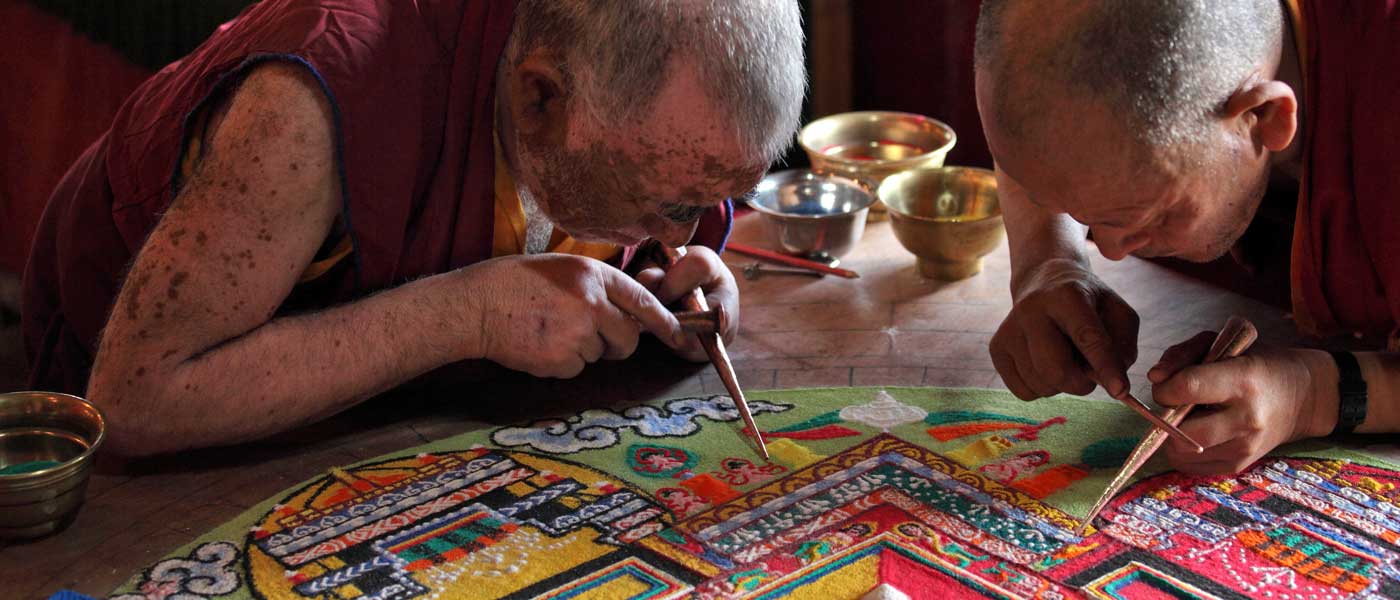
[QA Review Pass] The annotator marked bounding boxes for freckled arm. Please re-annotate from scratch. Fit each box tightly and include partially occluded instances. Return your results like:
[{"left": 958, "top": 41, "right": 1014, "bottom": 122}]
[{"left": 87, "top": 64, "right": 488, "bottom": 456}]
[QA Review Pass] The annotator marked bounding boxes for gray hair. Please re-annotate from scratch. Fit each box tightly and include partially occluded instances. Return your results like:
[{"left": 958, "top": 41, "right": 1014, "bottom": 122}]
[
  {"left": 975, "top": 0, "right": 1282, "bottom": 148},
  {"left": 509, "top": 0, "right": 806, "bottom": 164}
]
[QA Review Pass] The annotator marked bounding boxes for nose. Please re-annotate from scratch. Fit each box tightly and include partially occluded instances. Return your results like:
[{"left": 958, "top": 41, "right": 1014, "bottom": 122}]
[
  {"left": 1093, "top": 228, "right": 1150, "bottom": 261},
  {"left": 643, "top": 214, "right": 700, "bottom": 248}
]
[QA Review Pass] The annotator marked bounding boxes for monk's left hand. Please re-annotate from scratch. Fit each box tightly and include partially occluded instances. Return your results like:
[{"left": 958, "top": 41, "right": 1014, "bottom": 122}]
[
  {"left": 1148, "top": 331, "right": 1336, "bottom": 475},
  {"left": 634, "top": 245, "right": 739, "bottom": 362}
]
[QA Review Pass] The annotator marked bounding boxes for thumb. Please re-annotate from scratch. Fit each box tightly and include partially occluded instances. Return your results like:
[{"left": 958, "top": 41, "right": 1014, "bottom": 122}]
[
  {"left": 1148, "top": 330, "right": 1216, "bottom": 384},
  {"left": 601, "top": 268, "right": 685, "bottom": 346},
  {"left": 634, "top": 267, "right": 666, "bottom": 294},
  {"left": 1152, "top": 359, "right": 1245, "bottom": 408}
]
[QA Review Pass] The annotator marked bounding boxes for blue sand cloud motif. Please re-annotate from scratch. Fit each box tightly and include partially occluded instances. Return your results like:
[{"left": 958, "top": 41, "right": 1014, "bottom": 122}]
[{"left": 491, "top": 395, "right": 794, "bottom": 454}]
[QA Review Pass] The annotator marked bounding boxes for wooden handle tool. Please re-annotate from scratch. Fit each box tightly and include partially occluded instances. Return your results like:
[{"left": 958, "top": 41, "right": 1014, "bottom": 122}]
[
  {"left": 1074, "top": 316, "right": 1259, "bottom": 536},
  {"left": 643, "top": 241, "right": 770, "bottom": 460},
  {"left": 726, "top": 242, "right": 860, "bottom": 279},
  {"left": 675, "top": 307, "right": 730, "bottom": 336}
]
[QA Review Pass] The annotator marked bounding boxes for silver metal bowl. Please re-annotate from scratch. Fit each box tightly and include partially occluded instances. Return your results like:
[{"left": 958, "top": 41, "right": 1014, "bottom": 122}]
[
  {"left": 747, "top": 170, "right": 875, "bottom": 264},
  {"left": 0, "top": 391, "right": 106, "bottom": 539}
]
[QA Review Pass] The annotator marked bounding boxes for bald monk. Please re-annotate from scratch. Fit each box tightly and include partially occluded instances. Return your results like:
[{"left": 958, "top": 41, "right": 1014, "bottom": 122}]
[
  {"left": 21, "top": 0, "right": 805, "bottom": 456},
  {"left": 975, "top": 0, "right": 1400, "bottom": 474}
]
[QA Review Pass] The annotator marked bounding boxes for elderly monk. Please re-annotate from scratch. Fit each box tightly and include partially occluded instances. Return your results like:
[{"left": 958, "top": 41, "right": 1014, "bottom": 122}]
[
  {"left": 21, "top": 0, "right": 805, "bottom": 456},
  {"left": 975, "top": 0, "right": 1400, "bottom": 474}
]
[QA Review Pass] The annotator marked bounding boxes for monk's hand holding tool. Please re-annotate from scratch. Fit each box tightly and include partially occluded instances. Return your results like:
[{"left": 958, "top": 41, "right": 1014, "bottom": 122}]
[
  {"left": 990, "top": 258, "right": 1140, "bottom": 400},
  {"left": 1149, "top": 333, "right": 1338, "bottom": 476},
  {"left": 463, "top": 254, "right": 684, "bottom": 379},
  {"left": 634, "top": 245, "right": 739, "bottom": 363},
  {"left": 638, "top": 239, "right": 767, "bottom": 459}
]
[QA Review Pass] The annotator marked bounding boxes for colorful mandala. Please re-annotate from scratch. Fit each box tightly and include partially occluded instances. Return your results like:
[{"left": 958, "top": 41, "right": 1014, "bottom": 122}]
[{"left": 108, "top": 389, "right": 1400, "bottom": 600}]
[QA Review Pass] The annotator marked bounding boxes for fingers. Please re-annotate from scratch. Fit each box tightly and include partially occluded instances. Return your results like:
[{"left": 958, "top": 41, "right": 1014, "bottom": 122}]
[
  {"left": 1165, "top": 406, "right": 1239, "bottom": 457},
  {"left": 991, "top": 325, "right": 1043, "bottom": 400},
  {"left": 1025, "top": 315, "right": 1097, "bottom": 396},
  {"left": 634, "top": 267, "right": 666, "bottom": 295},
  {"left": 1163, "top": 404, "right": 1254, "bottom": 475},
  {"left": 1152, "top": 358, "right": 1251, "bottom": 408},
  {"left": 528, "top": 351, "right": 586, "bottom": 379},
  {"left": 639, "top": 246, "right": 739, "bottom": 348},
  {"left": 654, "top": 246, "right": 727, "bottom": 305},
  {"left": 601, "top": 267, "right": 685, "bottom": 346},
  {"left": 1047, "top": 302, "right": 1129, "bottom": 398},
  {"left": 1165, "top": 437, "right": 1256, "bottom": 476},
  {"left": 595, "top": 303, "right": 642, "bottom": 360},
  {"left": 670, "top": 334, "right": 709, "bottom": 363},
  {"left": 1099, "top": 293, "right": 1141, "bottom": 368},
  {"left": 1148, "top": 330, "right": 1216, "bottom": 384}
]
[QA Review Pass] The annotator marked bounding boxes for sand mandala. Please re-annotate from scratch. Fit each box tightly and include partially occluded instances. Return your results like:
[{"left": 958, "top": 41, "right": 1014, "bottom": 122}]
[{"left": 108, "top": 388, "right": 1400, "bottom": 599}]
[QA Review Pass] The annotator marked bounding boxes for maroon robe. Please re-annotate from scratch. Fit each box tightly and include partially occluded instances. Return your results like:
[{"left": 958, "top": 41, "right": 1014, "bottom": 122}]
[
  {"left": 23, "top": 0, "right": 732, "bottom": 393},
  {"left": 1291, "top": 0, "right": 1400, "bottom": 345}
]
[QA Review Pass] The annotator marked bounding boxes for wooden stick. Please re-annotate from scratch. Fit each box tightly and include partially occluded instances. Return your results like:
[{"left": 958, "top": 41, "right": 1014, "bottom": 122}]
[
  {"left": 1075, "top": 316, "right": 1258, "bottom": 536},
  {"left": 726, "top": 242, "right": 860, "bottom": 279}
]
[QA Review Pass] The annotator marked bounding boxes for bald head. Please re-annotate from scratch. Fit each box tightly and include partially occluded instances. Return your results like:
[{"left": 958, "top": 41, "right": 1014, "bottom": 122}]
[{"left": 976, "top": 0, "right": 1283, "bottom": 151}]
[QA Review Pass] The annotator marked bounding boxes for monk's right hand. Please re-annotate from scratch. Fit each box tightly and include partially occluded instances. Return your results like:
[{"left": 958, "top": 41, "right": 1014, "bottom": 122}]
[
  {"left": 459, "top": 254, "right": 685, "bottom": 378},
  {"left": 989, "top": 258, "right": 1139, "bottom": 400}
]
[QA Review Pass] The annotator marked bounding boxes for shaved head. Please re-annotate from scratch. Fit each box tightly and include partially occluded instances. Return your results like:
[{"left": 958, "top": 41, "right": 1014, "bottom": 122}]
[
  {"left": 975, "top": 0, "right": 1283, "bottom": 152},
  {"left": 974, "top": 0, "right": 1299, "bottom": 264}
]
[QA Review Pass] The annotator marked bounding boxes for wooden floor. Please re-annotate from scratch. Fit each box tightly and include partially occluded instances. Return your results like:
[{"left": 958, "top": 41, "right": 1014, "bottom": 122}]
[{"left": 2, "top": 215, "right": 1396, "bottom": 598}]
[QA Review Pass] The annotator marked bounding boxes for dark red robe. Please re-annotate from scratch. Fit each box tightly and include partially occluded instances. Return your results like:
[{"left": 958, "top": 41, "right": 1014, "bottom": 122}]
[
  {"left": 22, "top": 0, "right": 731, "bottom": 393},
  {"left": 1291, "top": 0, "right": 1400, "bottom": 346}
]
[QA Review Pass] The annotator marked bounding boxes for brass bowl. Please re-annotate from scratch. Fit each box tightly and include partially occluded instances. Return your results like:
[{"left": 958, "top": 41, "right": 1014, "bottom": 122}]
[
  {"left": 748, "top": 169, "right": 875, "bottom": 264},
  {"left": 0, "top": 391, "right": 106, "bottom": 539},
  {"left": 879, "top": 167, "right": 1005, "bottom": 281},
  {"left": 799, "top": 111, "right": 957, "bottom": 221}
]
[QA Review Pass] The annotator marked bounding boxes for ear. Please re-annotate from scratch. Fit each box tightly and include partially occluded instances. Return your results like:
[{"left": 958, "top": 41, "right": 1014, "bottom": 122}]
[
  {"left": 1223, "top": 80, "right": 1297, "bottom": 152},
  {"left": 503, "top": 49, "right": 570, "bottom": 141}
]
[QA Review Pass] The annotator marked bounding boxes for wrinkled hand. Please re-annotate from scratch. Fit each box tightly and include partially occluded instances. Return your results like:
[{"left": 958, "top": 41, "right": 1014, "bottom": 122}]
[
  {"left": 634, "top": 245, "right": 739, "bottom": 362},
  {"left": 462, "top": 254, "right": 685, "bottom": 378},
  {"left": 1150, "top": 331, "right": 1335, "bottom": 475},
  {"left": 990, "top": 259, "right": 1140, "bottom": 400}
]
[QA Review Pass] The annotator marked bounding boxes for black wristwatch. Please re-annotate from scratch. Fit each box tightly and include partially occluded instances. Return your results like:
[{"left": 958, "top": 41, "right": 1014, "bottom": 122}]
[{"left": 1329, "top": 351, "right": 1368, "bottom": 436}]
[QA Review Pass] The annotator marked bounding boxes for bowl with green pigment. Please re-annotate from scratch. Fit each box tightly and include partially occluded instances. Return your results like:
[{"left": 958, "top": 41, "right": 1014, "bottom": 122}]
[{"left": 0, "top": 391, "right": 106, "bottom": 539}]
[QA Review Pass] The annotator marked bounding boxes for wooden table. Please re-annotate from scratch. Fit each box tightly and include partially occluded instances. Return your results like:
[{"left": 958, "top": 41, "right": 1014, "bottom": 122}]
[{"left": 3, "top": 214, "right": 1396, "bottom": 598}]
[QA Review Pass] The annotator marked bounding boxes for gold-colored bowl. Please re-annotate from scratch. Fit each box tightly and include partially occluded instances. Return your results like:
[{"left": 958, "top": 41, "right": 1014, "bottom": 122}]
[
  {"left": 799, "top": 111, "right": 957, "bottom": 221},
  {"left": 0, "top": 391, "right": 106, "bottom": 539},
  {"left": 879, "top": 167, "right": 1005, "bottom": 281}
]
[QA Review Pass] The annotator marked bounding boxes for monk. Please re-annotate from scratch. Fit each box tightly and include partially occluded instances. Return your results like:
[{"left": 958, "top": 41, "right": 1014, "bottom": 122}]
[
  {"left": 974, "top": 0, "right": 1400, "bottom": 474},
  {"left": 21, "top": 0, "right": 805, "bottom": 456}
]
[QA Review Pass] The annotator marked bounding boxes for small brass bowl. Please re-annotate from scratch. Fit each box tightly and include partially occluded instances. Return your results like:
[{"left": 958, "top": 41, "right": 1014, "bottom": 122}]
[
  {"left": 748, "top": 169, "right": 875, "bottom": 264},
  {"left": 799, "top": 111, "right": 957, "bottom": 221},
  {"left": 879, "top": 167, "right": 1005, "bottom": 281},
  {"left": 0, "top": 391, "right": 106, "bottom": 539}
]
